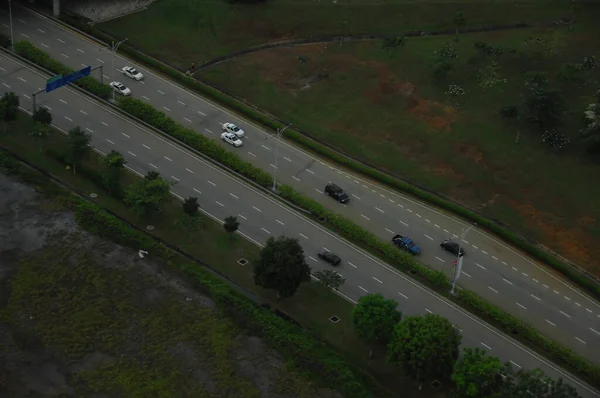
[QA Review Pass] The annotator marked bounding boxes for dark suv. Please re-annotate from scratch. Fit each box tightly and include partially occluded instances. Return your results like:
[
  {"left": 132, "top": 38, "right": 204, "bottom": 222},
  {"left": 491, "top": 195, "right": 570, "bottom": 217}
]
[{"left": 325, "top": 183, "right": 350, "bottom": 204}]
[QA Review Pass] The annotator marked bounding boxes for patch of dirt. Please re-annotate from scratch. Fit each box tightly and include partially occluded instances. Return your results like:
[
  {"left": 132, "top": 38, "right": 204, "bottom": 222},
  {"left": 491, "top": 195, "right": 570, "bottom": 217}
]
[
  {"left": 61, "top": 0, "right": 156, "bottom": 22},
  {"left": 454, "top": 143, "right": 488, "bottom": 169},
  {"left": 508, "top": 200, "right": 594, "bottom": 268},
  {"left": 0, "top": 172, "right": 327, "bottom": 397}
]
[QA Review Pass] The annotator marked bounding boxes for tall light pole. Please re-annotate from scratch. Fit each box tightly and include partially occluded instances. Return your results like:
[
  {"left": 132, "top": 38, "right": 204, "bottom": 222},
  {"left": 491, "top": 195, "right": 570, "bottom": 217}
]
[
  {"left": 450, "top": 223, "right": 476, "bottom": 295},
  {"left": 8, "top": 0, "right": 15, "bottom": 52},
  {"left": 109, "top": 38, "right": 128, "bottom": 103},
  {"left": 272, "top": 123, "right": 292, "bottom": 192}
]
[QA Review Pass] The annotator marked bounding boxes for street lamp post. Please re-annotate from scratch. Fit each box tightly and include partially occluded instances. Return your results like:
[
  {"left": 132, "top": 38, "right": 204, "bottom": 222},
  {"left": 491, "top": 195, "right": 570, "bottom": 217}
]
[
  {"left": 8, "top": 0, "right": 15, "bottom": 52},
  {"left": 109, "top": 38, "right": 128, "bottom": 103},
  {"left": 272, "top": 123, "right": 292, "bottom": 192},
  {"left": 450, "top": 223, "right": 476, "bottom": 295}
]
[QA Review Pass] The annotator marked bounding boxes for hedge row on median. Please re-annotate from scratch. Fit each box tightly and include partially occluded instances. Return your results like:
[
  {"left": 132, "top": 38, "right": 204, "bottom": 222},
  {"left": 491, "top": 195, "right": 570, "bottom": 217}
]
[
  {"left": 13, "top": 40, "right": 112, "bottom": 100},
  {"left": 54, "top": 12, "right": 600, "bottom": 303},
  {"left": 13, "top": 41, "right": 600, "bottom": 387},
  {"left": 0, "top": 148, "right": 377, "bottom": 398}
]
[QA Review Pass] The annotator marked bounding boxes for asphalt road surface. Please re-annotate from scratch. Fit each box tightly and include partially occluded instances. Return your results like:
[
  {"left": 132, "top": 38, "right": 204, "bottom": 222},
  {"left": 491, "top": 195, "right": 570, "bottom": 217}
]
[
  {"left": 3, "top": 1, "right": 600, "bottom": 365},
  {"left": 2, "top": 51, "right": 599, "bottom": 398}
]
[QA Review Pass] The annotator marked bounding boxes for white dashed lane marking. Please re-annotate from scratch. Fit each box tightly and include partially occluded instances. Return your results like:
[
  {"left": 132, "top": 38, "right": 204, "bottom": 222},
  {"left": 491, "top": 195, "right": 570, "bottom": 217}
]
[
  {"left": 143, "top": 144, "right": 151, "bottom": 150},
  {"left": 361, "top": 214, "right": 370, "bottom": 221},
  {"left": 576, "top": 337, "right": 586, "bottom": 345},
  {"left": 57, "top": 38, "right": 65, "bottom": 43},
  {"left": 531, "top": 294, "right": 541, "bottom": 301},
  {"left": 435, "top": 257, "right": 445, "bottom": 263},
  {"left": 480, "top": 342, "right": 492, "bottom": 350},
  {"left": 207, "top": 180, "right": 216, "bottom": 187},
  {"left": 503, "top": 278, "right": 512, "bottom": 285},
  {"left": 546, "top": 319, "right": 556, "bottom": 327},
  {"left": 276, "top": 219, "right": 285, "bottom": 226},
  {"left": 398, "top": 292, "right": 408, "bottom": 299},
  {"left": 229, "top": 193, "right": 238, "bottom": 199},
  {"left": 476, "top": 263, "right": 486, "bottom": 270},
  {"left": 348, "top": 262, "right": 357, "bottom": 268},
  {"left": 299, "top": 233, "right": 308, "bottom": 239},
  {"left": 127, "top": 151, "right": 136, "bottom": 157},
  {"left": 253, "top": 206, "right": 262, "bottom": 212},
  {"left": 216, "top": 201, "right": 224, "bottom": 207},
  {"left": 193, "top": 188, "right": 201, "bottom": 194},
  {"left": 488, "top": 286, "right": 499, "bottom": 294},
  {"left": 559, "top": 311, "right": 571, "bottom": 318},
  {"left": 373, "top": 277, "right": 383, "bottom": 284},
  {"left": 517, "top": 303, "right": 526, "bottom": 310},
  {"left": 352, "top": 194, "right": 361, "bottom": 200},
  {"left": 309, "top": 256, "right": 318, "bottom": 262},
  {"left": 261, "top": 227, "right": 270, "bottom": 234},
  {"left": 424, "top": 234, "right": 434, "bottom": 241},
  {"left": 425, "top": 308, "right": 433, "bottom": 314},
  {"left": 359, "top": 286, "right": 368, "bottom": 293},
  {"left": 122, "top": 133, "right": 130, "bottom": 138}
]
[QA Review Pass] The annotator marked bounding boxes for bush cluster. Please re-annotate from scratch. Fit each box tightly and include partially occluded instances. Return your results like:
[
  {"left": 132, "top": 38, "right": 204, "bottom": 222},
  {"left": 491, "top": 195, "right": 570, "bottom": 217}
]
[
  {"left": 13, "top": 41, "right": 112, "bottom": 100},
  {"left": 0, "top": 148, "right": 376, "bottom": 398},
  {"left": 15, "top": 40, "right": 600, "bottom": 387}
]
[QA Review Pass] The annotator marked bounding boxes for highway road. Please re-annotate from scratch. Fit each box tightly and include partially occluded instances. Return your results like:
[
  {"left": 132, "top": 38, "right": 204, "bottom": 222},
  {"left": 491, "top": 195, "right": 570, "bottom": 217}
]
[
  {"left": 2, "top": 1, "right": 600, "bottom": 371},
  {"left": 2, "top": 50, "right": 599, "bottom": 398}
]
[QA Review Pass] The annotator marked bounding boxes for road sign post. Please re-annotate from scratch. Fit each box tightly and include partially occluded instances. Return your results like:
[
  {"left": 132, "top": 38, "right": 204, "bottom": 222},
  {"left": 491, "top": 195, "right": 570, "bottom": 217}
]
[{"left": 34, "top": 66, "right": 93, "bottom": 112}]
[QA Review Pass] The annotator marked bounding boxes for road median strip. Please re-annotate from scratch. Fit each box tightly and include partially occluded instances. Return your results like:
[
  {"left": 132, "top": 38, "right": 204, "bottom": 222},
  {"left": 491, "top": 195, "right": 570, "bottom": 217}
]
[{"left": 6, "top": 37, "right": 600, "bottom": 388}]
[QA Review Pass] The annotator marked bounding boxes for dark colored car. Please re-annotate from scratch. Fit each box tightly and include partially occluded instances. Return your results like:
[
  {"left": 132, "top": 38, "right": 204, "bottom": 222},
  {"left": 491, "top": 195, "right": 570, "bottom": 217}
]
[
  {"left": 318, "top": 251, "right": 342, "bottom": 266},
  {"left": 325, "top": 183, "right": 350, "bottom": 204},
  {"left": 440, "top": 239, "right": 466, "bottom": 257},
  {"left": 392, "top": 234, "right": 421, "bottom": 255}
]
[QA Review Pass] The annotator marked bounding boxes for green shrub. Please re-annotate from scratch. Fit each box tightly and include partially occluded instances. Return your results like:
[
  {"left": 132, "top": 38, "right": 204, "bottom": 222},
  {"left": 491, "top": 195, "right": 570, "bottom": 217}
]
[
  {"left": 13, "top": 41, "right": 112, "bottom": 100},
  {"left": 116, "top": 97, "right": 273, "bottom": 187}
]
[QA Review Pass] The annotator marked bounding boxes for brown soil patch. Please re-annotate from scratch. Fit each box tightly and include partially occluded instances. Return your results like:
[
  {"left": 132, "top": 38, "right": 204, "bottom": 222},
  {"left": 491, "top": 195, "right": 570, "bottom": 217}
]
[
  {"left": 455, "top": 143, "right": 488, "bottom": 169},
  {"left": 509, "top": 200, "right": 594, "bottom": 268},
  {"left": 361, "top": 61, "right": 458, "bottom": 131}
]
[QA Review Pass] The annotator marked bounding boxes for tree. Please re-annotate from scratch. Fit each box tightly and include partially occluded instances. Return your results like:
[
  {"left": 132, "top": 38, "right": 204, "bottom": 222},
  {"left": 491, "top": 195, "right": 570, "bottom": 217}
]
[
  {"left": 524, "top": 87, "right": 564, "bottom": 131},
  {"left": 145, "top": 171, "right": 160, "bottom": 180},
  {"left": 433, "top": 59, "right": 453, "bottom": 83},
  {"left": 253, "top": 236, "right": 311, "bottom": 299},
  {"left": 499, "top": 368, "right": 580, "bottom": 398},
  {"left": 65, "top": 126, "right": 91, "bottom": 174},
  {"left": 0, "top": 92, "right": 19, "bottom": 133},
  {"left": 453, "top": 12, "right": 466, "bottom": 41},
  {"left": 451, "top": 348, "right": 505, "bottom": 397},
  {"left": 32, "top": 107, "right": 52, "bottom": 126},
  {"left": 478, "top": 61, "right": 507, "bottom": 92},
  {"left": 29, "top": 123, "right": 51, "bottom": 153},
  {"left": 182, "top": 196, "right": 200, "bottom": 216},
  {"left": 387, "top": 314, "right": 461, "bottom": 384},
  {"left": 125, "top": 173, "right": 171, "bottom": 220},
  {"left": 524, "top": 71, "right": 549, "bottom": 92},
  {"left": 177, "top": 212, "right": 202, "bottom": 243},
  {"left": 223, "top": 215, "right": 240, "bottom": 240},
  {"left": 382, "top": 36, "right": 405, "bottom": 52},
  {"left": 352, "top": 293, "right": 402, "bottom": 344},
  {"left": 541, "top": 128, "right": 570, "bottom": 150},
  {"left": 101, "top": 150, "right": 127, "bottom": 196},
  {"left": 557, "top": 63, "right": 585, "bottom": 87},
  {"left": 435, "top": 42, "right": 458, "bottom": 61},
  {"left": 314, "top": 269, "right": 346, "bottom": 292},
  {"left": 499, "top": 105, "right": 521, "bottom": 142}
]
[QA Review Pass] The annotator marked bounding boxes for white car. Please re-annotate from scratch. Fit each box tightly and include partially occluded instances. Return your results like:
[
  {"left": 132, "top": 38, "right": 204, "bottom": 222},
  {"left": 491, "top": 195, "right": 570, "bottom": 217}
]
[
  {"left": 122, "top": 66, "right": 144, "bottom": 81},
  {"left": 221, "top": 132, "right": 243, "bottom": 147},
  {"left": 222, "top": 122, "right": 244, "bottom": 138},
  {"left": 109, "top": 81, "right": 131, "bottom": 96}
]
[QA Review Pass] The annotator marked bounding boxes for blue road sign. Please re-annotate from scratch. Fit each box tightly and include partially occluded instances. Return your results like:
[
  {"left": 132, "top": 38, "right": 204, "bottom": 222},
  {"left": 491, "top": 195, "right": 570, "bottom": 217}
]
[{"left": 45, "top": 66, "right": 92, "bottom": 93}]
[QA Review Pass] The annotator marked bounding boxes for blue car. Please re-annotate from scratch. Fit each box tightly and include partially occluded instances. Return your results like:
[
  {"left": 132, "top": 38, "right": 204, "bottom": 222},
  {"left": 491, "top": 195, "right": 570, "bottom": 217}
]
[{"left": 392, "top": 234, "right": 421, "bottom": 255}]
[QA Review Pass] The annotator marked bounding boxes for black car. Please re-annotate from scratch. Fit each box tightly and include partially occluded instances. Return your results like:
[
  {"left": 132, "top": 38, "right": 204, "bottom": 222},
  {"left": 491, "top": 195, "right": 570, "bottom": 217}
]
[
  {"left": 325, "top": 183, "right": 350, "bottom": 204},
  {"left": 318, "top": 251, "right": 342, "bottom": 266},
  {"left": 440, "top": 239, "right": 466, "bottom": 257}
]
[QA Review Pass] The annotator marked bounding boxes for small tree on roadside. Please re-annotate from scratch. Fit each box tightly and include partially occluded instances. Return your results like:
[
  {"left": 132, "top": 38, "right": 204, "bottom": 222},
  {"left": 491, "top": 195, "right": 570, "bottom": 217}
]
[
  {"left": 253, "top": 236, "right": 311, "bottom": 299},
  {"left": 436, "top": 42, "right": 458, "bottom": 61},
  {"left": 352, "top": 293, "right": 402, "bottom": 344},
  {"left": 453, "top": 12, "right": 466, "bottom": 41},
  {"left": 387, "top": 314, "right": 461, "bottom": 387},
  {"left": 65, "top": 126, "right": 91, "bottom": 174},
  {"left": 125, "top": 173, "right": 171, "bottom": 220},
  {"left": 524, "top": 87, "right": 564, "bottom": 131},
  {"left": 32, "top": 107, "right": 52, "bottom": 126},
  {"left": 177, "top": 212, "right": 202, "bottom": 243},
  {"left": 182, "top": 196, "right": 200, "bottom": 216},
  {"left": 314, "top": 269, "right": 345, "bottom": 292},
  {"left": 145, "top": 171, "right": 160, "bottom": 180},
  {"left": 382, "top": 36, "right": 406, "bottom": 52},
  {"left": 223, "top": 215, "right": 240, "bottom": 240},
  {"left": 29, "top": 123, "right": 51, "bottom": 153},
  {"left": 499, "top": 105, "right": 521, "bottom": 143},
  {"left": 451, "top": 348, "right": 505, "bottom": 397},
  {"left": 0, "top": 92, "right": 19, "bottom": 133},
  {"left": 101, "top": 150, "right": 127, "bottom": 196}
]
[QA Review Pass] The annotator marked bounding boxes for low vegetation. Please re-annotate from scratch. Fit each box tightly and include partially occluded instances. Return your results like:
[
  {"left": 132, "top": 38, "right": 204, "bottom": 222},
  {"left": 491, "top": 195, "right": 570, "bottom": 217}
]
[{"left": 6, "top": 39, "right": 600, "bottom": 386}]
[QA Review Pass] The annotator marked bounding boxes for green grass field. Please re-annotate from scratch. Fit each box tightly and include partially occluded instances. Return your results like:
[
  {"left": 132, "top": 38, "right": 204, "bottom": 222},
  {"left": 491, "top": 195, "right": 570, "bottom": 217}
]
[
  {"left": 96, "top": 0, "right": 600, "bottom": 275},
  {"left": 98, "top": 0, "right": 574, "bottom": 68},
  {"left": 0, "top": 113, "right": 444, "bottom": 397}
]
